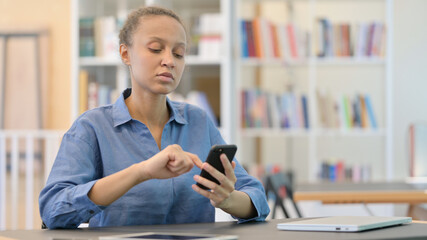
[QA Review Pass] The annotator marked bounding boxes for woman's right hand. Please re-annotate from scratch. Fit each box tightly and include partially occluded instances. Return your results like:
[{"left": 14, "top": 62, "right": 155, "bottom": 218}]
[
  {"left": 137, "top": 144, "right": 203, "bottom": 181},
  {"left": 88, "top": 144, "right": 202, "bottom": 206}
]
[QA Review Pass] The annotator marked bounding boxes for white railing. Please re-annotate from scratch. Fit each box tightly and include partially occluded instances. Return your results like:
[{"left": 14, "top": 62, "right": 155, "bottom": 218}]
[{"left": 0, "top": 130, "right": 64, "bottom": 230}]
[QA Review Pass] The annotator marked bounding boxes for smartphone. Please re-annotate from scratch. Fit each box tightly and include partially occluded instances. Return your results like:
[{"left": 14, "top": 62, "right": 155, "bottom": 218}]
[{"left": 196, "top": 144, "right": 237, "bottom": 190}]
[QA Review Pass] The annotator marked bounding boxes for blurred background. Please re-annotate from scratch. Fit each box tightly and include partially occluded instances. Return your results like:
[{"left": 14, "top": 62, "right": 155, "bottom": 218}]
[{"left": 0, "top": 0, "right": 426, "bottom": 230}]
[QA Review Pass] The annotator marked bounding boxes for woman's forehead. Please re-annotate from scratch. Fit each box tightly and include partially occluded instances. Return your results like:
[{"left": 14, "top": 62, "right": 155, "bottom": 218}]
[{"left": 135, "top": 15, "right": 186, "bottom": 40}]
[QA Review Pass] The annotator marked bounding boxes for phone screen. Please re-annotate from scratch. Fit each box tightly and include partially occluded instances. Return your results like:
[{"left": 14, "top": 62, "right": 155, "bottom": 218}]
[{"left": 196, "top": 144, "right": 237, "bottom": 190}]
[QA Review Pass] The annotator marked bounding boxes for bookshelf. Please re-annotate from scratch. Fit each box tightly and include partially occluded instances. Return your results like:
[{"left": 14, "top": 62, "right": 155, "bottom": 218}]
[
  {"left": 70, "top": 0, "right": 394, "bottom": 183},
  {"left": 71, "top": 0, "right": 234, "bottom": 142},
  {"left": 234, "top": 0, "right": 394, "bottom": 183}
]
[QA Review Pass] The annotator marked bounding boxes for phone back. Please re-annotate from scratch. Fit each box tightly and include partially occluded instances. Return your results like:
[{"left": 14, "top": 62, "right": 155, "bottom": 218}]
[{"left": 197, "top": 145, "right": 237, "bottom": 190}]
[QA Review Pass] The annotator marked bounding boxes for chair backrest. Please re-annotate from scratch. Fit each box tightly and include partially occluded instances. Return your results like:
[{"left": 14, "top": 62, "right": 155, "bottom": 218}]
[
  {"left": 264, "top": 172, "right": 302, "bottom": 219},
  {"left": 0, "top": 130, "right": 63, "bottom": 230}
]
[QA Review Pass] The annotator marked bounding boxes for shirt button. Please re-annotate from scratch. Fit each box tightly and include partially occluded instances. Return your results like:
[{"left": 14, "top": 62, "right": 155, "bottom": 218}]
[{"left": 89, "top": 210, "right": 95, "bottom": 214}]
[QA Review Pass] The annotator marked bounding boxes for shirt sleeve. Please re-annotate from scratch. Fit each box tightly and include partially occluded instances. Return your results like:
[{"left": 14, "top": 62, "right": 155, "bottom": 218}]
[
  {"left": 208, "top": 120, "right": 270, "bottom": 223},
  {"left": 39, "top": 130, "right": 105, "bottom": 229}
]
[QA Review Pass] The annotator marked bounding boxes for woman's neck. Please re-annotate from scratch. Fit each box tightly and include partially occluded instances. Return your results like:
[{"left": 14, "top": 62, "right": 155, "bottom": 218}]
[{"left": 125, "top": 89, "right": 169, "bottom": 127}]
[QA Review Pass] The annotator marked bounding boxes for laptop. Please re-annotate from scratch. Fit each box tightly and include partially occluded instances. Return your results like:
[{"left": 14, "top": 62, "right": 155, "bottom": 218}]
[{"left": 277, "top": 216, "right": 412, "bottom": 232}]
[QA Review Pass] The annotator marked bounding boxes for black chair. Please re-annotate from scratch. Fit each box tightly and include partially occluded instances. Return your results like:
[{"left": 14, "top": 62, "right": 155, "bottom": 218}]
[{"left": 264, "top": 172, "right": 302, "bottom": 219}]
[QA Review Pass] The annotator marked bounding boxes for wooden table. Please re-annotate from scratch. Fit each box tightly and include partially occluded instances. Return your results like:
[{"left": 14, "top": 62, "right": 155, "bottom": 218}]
[{"left": 294, "top": 182, "right": 427, "bottom": 219}]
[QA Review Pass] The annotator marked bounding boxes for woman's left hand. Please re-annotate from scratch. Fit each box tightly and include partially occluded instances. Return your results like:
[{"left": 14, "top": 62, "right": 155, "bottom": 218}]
[{"left": 192, "top": 153, "right": 237, "bottom": 209}]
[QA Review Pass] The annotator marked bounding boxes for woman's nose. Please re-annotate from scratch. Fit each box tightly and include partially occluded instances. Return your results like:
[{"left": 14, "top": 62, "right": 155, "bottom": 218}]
[{"left": 161, "top": 51, "right": 175, "bottom": 68}]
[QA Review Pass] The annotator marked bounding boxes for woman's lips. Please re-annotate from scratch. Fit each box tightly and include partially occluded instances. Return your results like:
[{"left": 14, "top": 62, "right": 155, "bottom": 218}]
[{"left": 157, "top": 72, "right": 174, "bottom": 80}]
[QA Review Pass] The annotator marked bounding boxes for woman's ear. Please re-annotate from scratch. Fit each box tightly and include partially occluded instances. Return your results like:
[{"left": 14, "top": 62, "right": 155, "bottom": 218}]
[{"left": 120, "top": 44, "right": 131, "bottom": 65}]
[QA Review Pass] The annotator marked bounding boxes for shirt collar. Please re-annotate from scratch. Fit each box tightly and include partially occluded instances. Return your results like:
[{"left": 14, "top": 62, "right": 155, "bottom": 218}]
[{"left": 112, "top": 88, "right": 188, "bottom": 127}]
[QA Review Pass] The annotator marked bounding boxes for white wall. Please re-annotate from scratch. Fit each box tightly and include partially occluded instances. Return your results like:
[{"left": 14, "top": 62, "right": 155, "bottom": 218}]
[{"left": 393, "top": 0, "right": 427, "bottom": 179}]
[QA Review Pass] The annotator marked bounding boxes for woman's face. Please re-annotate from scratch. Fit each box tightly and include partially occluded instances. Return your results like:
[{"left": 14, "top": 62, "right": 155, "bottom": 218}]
[{"left": 124, "top": 15, "right": 187, "bottom": 95}]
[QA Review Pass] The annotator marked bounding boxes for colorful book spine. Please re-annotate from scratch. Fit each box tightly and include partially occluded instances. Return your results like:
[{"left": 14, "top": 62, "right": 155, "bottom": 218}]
[
  {"left": 240, "top": 20, "right": 249, "bottom": 58},
  {"left": 364, "top": 95, "right": 377, "bottom": 129}
]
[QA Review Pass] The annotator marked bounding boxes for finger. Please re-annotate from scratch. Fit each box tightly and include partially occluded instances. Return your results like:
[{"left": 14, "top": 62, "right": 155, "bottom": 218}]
[
  {"left": 220, "top": 154, "right": 235, "bottom": 179},
  {"left": 191, "top": 184, "right": 223, "bottom": 203},
  {"left": 187, "top": 152, "right": 203, "bottom": 169},
  {"left": 201, "top": 163, "right": 226, "bottom": 185},
  {"left": 231, "top": 161, "right": 236, "bottom": 170},
  {"left": 193, "top": 175, "right": 218, "bottom": 191},
  {"left": 201, "top": 163, "right": 234, "bottom": 192},
  {"left": 169, "top": 152, "right": 194, "bottom": 167}
]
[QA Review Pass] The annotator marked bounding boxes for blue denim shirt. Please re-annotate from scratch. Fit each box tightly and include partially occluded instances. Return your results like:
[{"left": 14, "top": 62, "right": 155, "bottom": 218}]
[{"left": 39, "top": 89, "right": 270, "bottom": 229}]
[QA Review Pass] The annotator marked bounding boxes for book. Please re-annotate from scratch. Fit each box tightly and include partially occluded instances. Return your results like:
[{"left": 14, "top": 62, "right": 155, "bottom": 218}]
[
  {"left": 316, "top": 18, "right": 326, "bottom": 57},
  {"left": 252, "top": 18, "right": 264, "bottom": 58},
  {"left": 287, "top": 24, "right": 298, "bottom": 59},
  {"left": 246, "top": 21, "right": 256, "bottom": 57},
  {"left": 87, "top": 82, "right": 98, "bottom": 110},
  {"left": 198, "top": 35, "right": 221, "bottom": 59},
  {"left": 240, "top": 89, "right": 309, "bottom": 130},
  {"left": 364, "top": 95, "right": 377, "bottom": 129},
  {"left": 277, "top": 24, "right": 291, "bottom": 61},
  {"left": 301, "top": 95, "right": 309, "bottom": 129},
  {"left": 342, "top": 95, "right": 353, "bottom": 129},
  {"left": 94, "top": 16, "right": 119, "bottom": 58},
  {"left": 359, "top": 95, "right": 369, "bottom": 128},
  {"left": 240, "top": 20, "right": 249, "bottom": 58},
  {"left": 79, "top": 18, "right": 95, "bottom": 57}
]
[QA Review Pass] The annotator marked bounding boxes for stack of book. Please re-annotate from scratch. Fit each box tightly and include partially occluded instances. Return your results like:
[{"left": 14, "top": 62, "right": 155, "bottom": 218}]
[
  {"left": 241, "top": 89, "right": 309, "bottom": 129},
  {"left": 317, "top": 91, "right": 377, "bottom": 129},
  {"left": 79, "top": 16, "right": 119, "bottom": 58},
  {"left": 319, "top": 160, "right": 372, "bottom": 182},
  {"left": 197, "top": 13, "right": 222, "bottom": 59},
  {"left": 240, "top": 18, "right": 309, "bottom": 60},
  {"left": 79, "top": 70, "right": 120, "bottom": 114},
  {"left": 316, "top": 18, "right": 386, "bottom": 58}
]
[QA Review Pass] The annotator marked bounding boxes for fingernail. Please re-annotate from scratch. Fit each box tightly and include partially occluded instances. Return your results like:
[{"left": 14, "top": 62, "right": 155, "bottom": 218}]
[{"left": 194, "top": 175, "right": 199, "bottom": 181}]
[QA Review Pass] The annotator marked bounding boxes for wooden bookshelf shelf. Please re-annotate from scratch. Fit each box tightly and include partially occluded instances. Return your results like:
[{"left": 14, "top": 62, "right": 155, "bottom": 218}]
[
  {"left": 314, "top": 128, "right": 386, "bottom": 137},
  {"left": 185, "top": 55, "right": 222, "bottom": 65},
  {"left": 315, "top": 57, "right": 386, "bottom": 66},
  {"left": 79, "top": 57, "right": 122, "bottom": 66},
  {"left": 240, "top": 58, "right": 309, "bottom": 67},
  {"left": 240, "top": 128, "right": 310, "bottom": 137}
]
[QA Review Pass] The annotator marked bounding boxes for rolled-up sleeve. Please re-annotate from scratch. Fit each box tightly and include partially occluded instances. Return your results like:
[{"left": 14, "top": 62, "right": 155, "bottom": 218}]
[
  {"left": 39, "top": 131, "right": 105, "bottom": 229},
  {"left": 233, "top": 161, "right": 270, "bottom": 223}
]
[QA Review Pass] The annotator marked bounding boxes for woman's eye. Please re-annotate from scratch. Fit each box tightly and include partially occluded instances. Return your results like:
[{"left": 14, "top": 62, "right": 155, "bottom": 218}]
[
  {"left": 149, "top": 48, "right": 161, "bottom": 53},
  {"left": 174, "top": 53, "right": 184, "bottom": 59}
]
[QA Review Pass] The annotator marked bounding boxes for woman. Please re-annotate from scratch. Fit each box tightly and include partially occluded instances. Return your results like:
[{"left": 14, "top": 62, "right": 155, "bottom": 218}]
[{"left": 39, "top": 6, "right": 270, "bottom": 229}]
